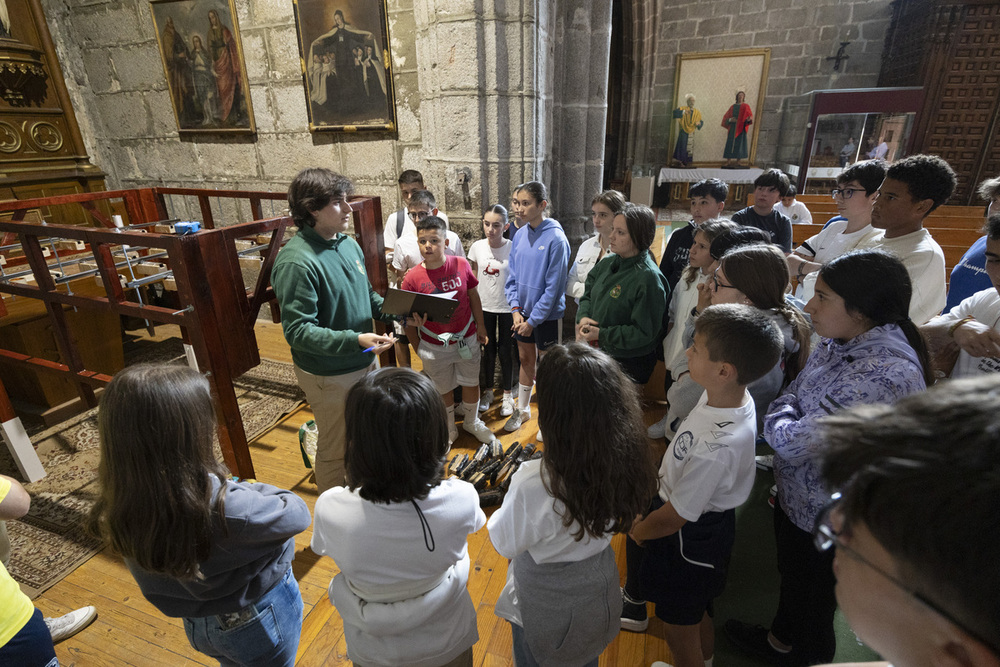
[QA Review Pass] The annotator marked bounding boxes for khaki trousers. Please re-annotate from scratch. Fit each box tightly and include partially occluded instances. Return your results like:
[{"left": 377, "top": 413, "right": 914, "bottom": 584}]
[{"left": 293, "top": 364, "right": 371, "bottom": 493}]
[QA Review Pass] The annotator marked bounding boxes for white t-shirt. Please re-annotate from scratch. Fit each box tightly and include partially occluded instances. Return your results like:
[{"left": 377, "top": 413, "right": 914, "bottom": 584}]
[
  {"left": 934, "top": 287, "right": 1000, "bottom": 378},
  {"left": 488, "top": 459, "right": 612, "bottom": 625},
  {"left": 875, "top": 228, "right": 946, "bottom": 325},
  {"left": 662, "top": 271, "right": 708, "bottom": 370},
  {"left": 392, "top": 230, "right": 466, "bottom": 278},
  {"left": 795, "top": 221, "right": 883, "bottom": 301},
  {"left": 383, "top": 209, "right": 450, "bottom": 250},
  {"left": 311, "top": 479, "right": 485, "bottom": 667},
  {"left": 774, "top": 200, "right": 813, "bottom": 225},
  {"left": 658, "top": 391, "right": 757, "bottom": 522},
  {"left": 467, "top": 238, "right": 512, "bottom": 313}
]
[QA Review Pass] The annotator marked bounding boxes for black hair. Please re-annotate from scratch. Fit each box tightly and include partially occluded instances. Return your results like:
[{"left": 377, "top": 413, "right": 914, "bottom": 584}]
[
  {"left": 986, "top": 213, "right": 1000, "bottom": 240},
  {"left": 408, "top": 189, "right": 436, "bottom": 210},
  {"left": 689, "top": 178, "right": 729, "bottom": 203},
  {"left": 753, "top": 168, "right": 791, "bottom": 197},
  {"left": 398, "top": 169, "right": 424, "bottom": 185},
  {"left": 837, "top": 159, "right": 888, "bottom": 195},
  {"left": 287, "top": 168, "right": 354, "bottom": 229},
  {"left": 820, "top": 374, "right": 1000, "bottom": 654},
  {"left": 416, "top": 214, "right": 448, "bottom": 234},
  {"left": 344, "top": 367, "right": 449, "bottom": 503},
  {"left": 619, "top": 203, "right": 656, "bottom": 251},
  {"left": 709, "top": 227, "right": 771, "bottom": 260},
  {"left": 485, "top": 203, "right": 508, "bottom": 219},
  {"left": 785, "top": 184, "right": 797, "bottom": 198},
  {"left": 694, "top": 304, "right": 783, "bottom": 385},
  {"left": 885, "top": 154, "right": 957, "bottom": 213},
  {"left": 819, "top": 250, "right": 933, "bottom": 385},
  {"left": 514, "top": 181, "right": 548, "bottom": 205}
]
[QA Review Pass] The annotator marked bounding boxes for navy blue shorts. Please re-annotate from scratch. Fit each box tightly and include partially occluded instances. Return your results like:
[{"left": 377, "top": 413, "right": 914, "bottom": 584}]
[
  {"left": 639, "top": 498, "right": 736, "bottom": 626},
  {"left": 513, "top": 318, "right": 560, "bottom": 351}
]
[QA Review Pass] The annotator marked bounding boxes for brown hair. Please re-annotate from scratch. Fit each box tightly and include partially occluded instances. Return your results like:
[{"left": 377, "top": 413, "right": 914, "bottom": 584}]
[
  {"left": 694, "top": 304, "right": 784, "bottom": 385},
  {"left": 682, "top": 218, "right": 739, "bottom": 286},
  {"left": 89, "top": 364, "right": 229, "bottom": 579},
  {"left": 536, "top": 343, "right": 657, "bottom": 540},
  {"left": 719, "top": 244, "right": 811, "bottom": 383}
]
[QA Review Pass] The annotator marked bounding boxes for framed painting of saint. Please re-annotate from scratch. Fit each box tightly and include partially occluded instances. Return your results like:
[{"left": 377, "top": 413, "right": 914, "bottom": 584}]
[
  {"left": 150, "top": 0, "right": 255, "bottom": 134},
  {"left": 291, "top": 0, "right": 396, "bottom": 133},
  {"left": 671, "top": 49, "right": 770, "bottom": 168}
]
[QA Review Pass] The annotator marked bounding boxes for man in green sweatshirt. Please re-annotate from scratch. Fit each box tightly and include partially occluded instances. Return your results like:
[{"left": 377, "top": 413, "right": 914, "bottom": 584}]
[{"left": 272, "top": 168, "right": 394, "bottom": 492}]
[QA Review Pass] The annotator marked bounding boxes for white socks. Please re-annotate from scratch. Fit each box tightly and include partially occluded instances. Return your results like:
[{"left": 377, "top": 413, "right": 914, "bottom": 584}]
[
  {"left": 461, "top": 402, "right": 481, "bottom": 424},
  {"left": 517, "top": 383, "right": 533, "bottom": 414}
]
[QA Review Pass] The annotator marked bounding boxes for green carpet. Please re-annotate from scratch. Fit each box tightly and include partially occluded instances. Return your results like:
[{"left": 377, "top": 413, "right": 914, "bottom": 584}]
[{"left": 711, "top": 447, "right": 882, "bottom": 665}]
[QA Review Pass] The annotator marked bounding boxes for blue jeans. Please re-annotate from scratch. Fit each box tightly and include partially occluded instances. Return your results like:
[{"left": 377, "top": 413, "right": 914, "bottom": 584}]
[
  {"left": 183, "top": 568, "right": 302, "bottom": 667},
  {"left": 0, "top": 608, "right": 58, "bottom": 667},
  {"left": 510, "top": 622, "right": 599, "bottom": 667}
]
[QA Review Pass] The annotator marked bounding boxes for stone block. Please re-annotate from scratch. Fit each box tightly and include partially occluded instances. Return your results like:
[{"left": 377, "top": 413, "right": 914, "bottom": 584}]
[
  {"left": 433, "top": 22, "right": 481, "bottom": 91},
  {"left": 740, "top": 0, "right": 765, "bottom": 14},
  {"left": 253, "top": 0, "right": 293, "bottom": 25},
  {"left": 156, "top": 140, "right": 200, "bottom": 179},
  {"left": 271, "top": 84, "right": 309, "bottom": 133},
  {"left": 73, "top": 6, "right": 140, "bottom": 48},
  {"left": 389, "top": 12, "right": 418, "bottom": 71},
  {"left": 194, "top": 141, "right": 261, "bottom": 180},
  {"left": 257, "top": 134, "right": 339, "bottom": 180},
  {"left": 241, "top": 32, "right": 270, "bottom": 82},
  {"left": 766, "top": 7, "right": 810, "bottom": 31},
  {"left": 95, "top": 92, "right": 149, "bottom": 138},
  {"left": 766, "top": 77, "right": 798, "bottom": 98},
  {"left": 103, "top": 143, "right": 140, "bottom": 181},
  {"left": 850, "top": 0, "right": 891, "bottom": 24},
  {"left": 147, "top": 89, "right": 180, "bottom": 136},
  {"left": 131, "top": 140, "right": 165, "bottom": 179},
  {"left": 109, "top": 43, "right": 165, "bottom": 92},
  {"left": 268, "top": 26, "right": 303, "bottom": 80},
  {"left": 340, "top": 139, "right": 397, "bottom": 183},
  {"left": 752, "top": 28, "right": 788, "bottom": 47},
  {"left": 249, "top": 87, "right": 276, "bottom": 133},
  {"left": 768, "top": 43, "right": 804, "bottom": 60},
  {"left": 426, "top": 95, "right": 482, "bottom": 159},
  {"left": 707, "top": 33, "right": 752, "bottom": 51},
  {"left": 696, "top": 16, "right": 731, "bottom": 38},
  {"left": 82, "top": 49, "right": 118, "bottom": 94}
]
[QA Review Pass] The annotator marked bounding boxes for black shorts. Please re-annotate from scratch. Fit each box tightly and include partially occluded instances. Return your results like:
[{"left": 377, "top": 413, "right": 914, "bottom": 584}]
[
  {"left": 513, "top": 318, "right": 560, "bottom": 351},
  {"left": 639, "top": 498, "right": 736, "bottom": 626}
]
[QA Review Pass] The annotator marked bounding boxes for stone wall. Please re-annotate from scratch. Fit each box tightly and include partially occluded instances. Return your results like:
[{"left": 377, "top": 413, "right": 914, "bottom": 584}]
[{"left": 633, "top": 0, "right": 894, "bottom": 169}]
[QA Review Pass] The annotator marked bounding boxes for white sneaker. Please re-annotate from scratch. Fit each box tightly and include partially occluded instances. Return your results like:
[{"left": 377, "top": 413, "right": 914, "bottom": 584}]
[
  {"left": 647, "top": 413, "right": 670, "bottom": 439},
  {"left": 45, "top": 606, "right": 97, "bottom": 643},
  {"left": 448, "top": 423, "right": 459, "bottom": 445},
  {"left": 478, "top": 389, "right": 493, "bottom": 412},
  {"left": 535, "top": 429, "right": 543, "bottom": 443},
  {"left": 504, "top": 409, "right": 528, "bottom": 432},
  {"left": 756, "top": 454, "right": 774, "bottom": 470},
  {"left": 500, "top": 393, "right": 515, "bottom": 417},
  {"left": 464, "top": 417, "right": 496, "bottom": 444}
]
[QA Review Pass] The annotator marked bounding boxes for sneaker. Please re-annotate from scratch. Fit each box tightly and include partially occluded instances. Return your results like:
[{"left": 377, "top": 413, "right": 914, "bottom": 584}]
[
  {"left": 448, "top": 423, "right": 459, "bottom": 445},
  {"left": 756, "top": 454, "right": 774, "bottom": 470},
  {"left": 478, "top": 389, "right": 493, "bottom": 412},
  {"left": 463, "top": 417, "right": 496, "bottom": 444},
  {"left": 651, "top": 663, "right": 674, "bottom": 667},
  {"left": 620, "top": 588, "right": 648, "bottom": 632},
  {"left": 45, "top": 606, "right": 97, "bottom": 643},
  {"left": 647, "top": 413, "right": 670, "bottom": 439},
  {"left": 535, "top": 429, "right": 543, "bottom": 443},
  {"left": 724, "top": 619, "right": 794, "bottom": 666},
  {"left": 504, "top": 410, "right": 528, "bottom": 432},
  {"left": 500, "top": 393, "right": 515, "bottom": 417}
]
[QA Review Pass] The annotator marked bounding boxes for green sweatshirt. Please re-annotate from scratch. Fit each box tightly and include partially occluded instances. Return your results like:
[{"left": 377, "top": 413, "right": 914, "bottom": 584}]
[
  {"left": 576, "top": 252, "right": 668, "bottom": 358},
  {"left": 271, "top": 225, "right": 385, "bottom": 376}
]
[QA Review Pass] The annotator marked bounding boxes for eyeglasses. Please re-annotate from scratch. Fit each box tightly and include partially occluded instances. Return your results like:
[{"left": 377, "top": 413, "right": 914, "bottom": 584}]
[
  {"left": 831, "top": 188, "right": 866, "bottom": 199},
  {"left": 407, "top": 210, "right": 431, "bottom": 221},
  {"left": 814, "top": 493, "right": 1000, "bottom": 656},
  {"left": 712, "top": 270, "right": 736, "bottom": 291}
]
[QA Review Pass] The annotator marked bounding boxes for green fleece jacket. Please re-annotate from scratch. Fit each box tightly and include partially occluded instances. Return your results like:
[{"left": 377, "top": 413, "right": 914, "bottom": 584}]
[
  {"left": 576, "top": 252, "right": 668, "bottom": 358},
  {"left": 271, "top": 225, "right": 385, "bottom": 376}
]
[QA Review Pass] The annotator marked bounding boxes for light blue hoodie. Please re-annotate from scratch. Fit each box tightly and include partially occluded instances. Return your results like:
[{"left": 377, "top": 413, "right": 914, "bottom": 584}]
[{"left": 504, "top": 218, "right": 570, "bottom": 327}]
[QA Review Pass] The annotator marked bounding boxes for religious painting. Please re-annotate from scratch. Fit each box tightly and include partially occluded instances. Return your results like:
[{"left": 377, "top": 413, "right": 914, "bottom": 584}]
[
  {"left": 671, "top": 49, "right": 770, "bottom": 168},
  {"left": 150, "top": 0, "right": 255, "bottom": 134},
  {"left": 292, "top": 0, "right": 396, "bottom": 133}
]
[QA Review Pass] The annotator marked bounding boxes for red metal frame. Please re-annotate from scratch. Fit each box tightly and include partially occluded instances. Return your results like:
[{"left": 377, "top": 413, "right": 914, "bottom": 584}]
[{"left": 0, "top": 187, "right": 391, "bottom": 479}]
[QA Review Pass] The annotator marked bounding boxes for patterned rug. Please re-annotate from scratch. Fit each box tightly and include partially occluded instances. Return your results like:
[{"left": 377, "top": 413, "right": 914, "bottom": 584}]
[{"left": 0, "top": 343, "right": 304, "bottom": 598}]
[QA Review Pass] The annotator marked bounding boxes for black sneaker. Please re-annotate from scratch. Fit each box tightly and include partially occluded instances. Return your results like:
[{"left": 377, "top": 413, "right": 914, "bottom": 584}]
[
  {"left": 620, "top": 588, "right": 648, "bottom": 632},
  {"left": 724, "top": 620, "right": 796, "bottom": 666}
]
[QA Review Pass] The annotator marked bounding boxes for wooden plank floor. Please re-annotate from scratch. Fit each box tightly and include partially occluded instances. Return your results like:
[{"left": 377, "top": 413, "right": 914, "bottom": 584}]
[{"left": 32, "top": 319, "right": 677, "bottom": 666}]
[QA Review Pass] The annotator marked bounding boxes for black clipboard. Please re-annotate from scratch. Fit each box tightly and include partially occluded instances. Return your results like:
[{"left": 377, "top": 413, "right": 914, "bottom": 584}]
[{"left": 382, "top": 288, "right": 459, "bottom": 323}]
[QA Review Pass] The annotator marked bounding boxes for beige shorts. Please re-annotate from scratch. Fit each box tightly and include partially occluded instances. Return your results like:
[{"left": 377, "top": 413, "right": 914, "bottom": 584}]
[{"left": 417, "top": 333, "right": 481, "bottom": 393}]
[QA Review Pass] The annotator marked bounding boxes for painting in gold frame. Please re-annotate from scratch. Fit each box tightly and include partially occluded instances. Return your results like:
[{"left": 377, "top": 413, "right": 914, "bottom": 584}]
[{"left": 150, "top": 0, "right": 255, "bottom": 134}]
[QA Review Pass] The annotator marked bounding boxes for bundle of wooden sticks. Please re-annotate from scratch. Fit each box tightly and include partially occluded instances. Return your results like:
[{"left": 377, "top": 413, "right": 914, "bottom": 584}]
[{"left": 444, "top": 440, "right": 542, "bottom": 507}]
